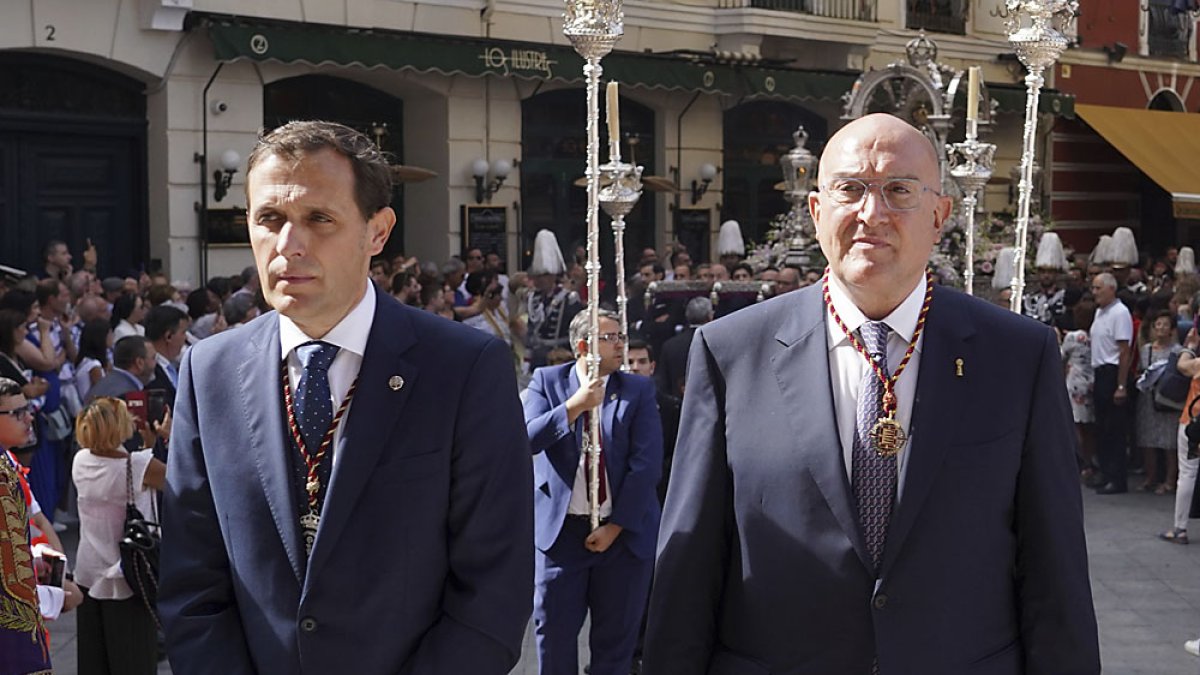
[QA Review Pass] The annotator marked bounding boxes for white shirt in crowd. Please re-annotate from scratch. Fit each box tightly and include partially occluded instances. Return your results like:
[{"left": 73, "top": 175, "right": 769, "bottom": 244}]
[
  {"left": 567, "top": 362, "right": 613, "bottom": 518},
  {"left": 112, "top": 319, "right": 144, "bottom": 342},
  {"left": 825, "top": 274, "right": 925, "bottom": 500},
  {"left": 73, "top": 449, "right": 155, "bottom": 600},
  {"left": 278, "top": 280, "right": 374, "bottom": 469},
  {"left": 1090, "top": 299, "right": 1133, "bottom": 368}
]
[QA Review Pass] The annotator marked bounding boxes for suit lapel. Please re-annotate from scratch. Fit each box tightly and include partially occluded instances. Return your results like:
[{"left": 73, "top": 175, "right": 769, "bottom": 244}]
[
  {"left": 602, "top": 372, "right": 620, "bottom": 456},
  {"left": 306, "top": 290, "right": 418, "bottom": 583},
  {"left": 772, "top": 289, "right": 873, "bottom": 572},
  {"left": 236, "top": 314, "right": 305, "bottom": 584},
  {"left": 881, "top": 287, "right": 974, "bottom": 576}
]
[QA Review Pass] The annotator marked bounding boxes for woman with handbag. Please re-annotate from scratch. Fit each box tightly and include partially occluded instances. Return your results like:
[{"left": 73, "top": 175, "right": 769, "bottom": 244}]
[
  {"left": 1135, "top": 311, "right": 1183, "bottom": 493},
  {"left": 72, "top": 397, "right": 166, "bottom": 675}
]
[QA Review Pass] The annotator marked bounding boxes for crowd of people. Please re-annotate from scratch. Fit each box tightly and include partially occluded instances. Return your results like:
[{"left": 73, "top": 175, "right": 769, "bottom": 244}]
[{"left": 0, "top": 117, "right": 1188, "bottom": 674}]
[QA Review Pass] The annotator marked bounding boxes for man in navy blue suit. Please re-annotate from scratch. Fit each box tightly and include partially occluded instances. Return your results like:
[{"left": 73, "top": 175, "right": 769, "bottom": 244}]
[
  {"left": 159, "top": 121, "right": 532, "bottom": 674},
  {"left": 523, "top": 309, "right": 662, "bottom": 675},
  {"left": 644, "top": 114, "right": 1099, "bottom": 674}
]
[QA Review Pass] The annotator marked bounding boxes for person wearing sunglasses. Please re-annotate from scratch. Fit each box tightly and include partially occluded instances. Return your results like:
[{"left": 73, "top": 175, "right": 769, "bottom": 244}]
[
  {"left": 646, "top": 113, "right": 1098, "bottom": 674},
  {"left": 524, "top": 309, "right": 662, "bottom": 675}
]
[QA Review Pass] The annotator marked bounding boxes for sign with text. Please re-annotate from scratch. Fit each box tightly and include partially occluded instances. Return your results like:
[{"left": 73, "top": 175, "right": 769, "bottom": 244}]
[{"left": 462, "top": 205, "right": 508, "bottom": 260}]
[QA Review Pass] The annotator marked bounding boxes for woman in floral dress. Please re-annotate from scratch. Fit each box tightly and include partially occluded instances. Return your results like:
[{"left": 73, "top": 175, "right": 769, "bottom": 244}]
[{"left": 1062, "top": 300, "right": 1096, "bottom": 479}]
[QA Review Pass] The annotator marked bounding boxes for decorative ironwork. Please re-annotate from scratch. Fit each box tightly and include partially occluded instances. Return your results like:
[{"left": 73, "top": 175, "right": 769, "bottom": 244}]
[
  {"left": 907, "top": 0, "right": 969, "bottom": 35},
  {"left": 1005, "top": 0, "right": 1076, "bottom": 313},
  {"left": 1142, "top": 0, "right": 1196, "bottom": 59},
  {"left": 564, "top": 0, "right": 623, "bottom": 532},
  {"left": 733, "top": 0, "right": 878, "bottom": 22}
]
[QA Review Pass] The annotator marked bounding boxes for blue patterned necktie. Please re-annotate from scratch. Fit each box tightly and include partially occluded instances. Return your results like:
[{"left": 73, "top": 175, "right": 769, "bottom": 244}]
[
  {"left": 852, "top": 321, "right": 896, "bottom": 574},
  {"left": 294, "top": 341, "right": 340, "bottom": 457}
]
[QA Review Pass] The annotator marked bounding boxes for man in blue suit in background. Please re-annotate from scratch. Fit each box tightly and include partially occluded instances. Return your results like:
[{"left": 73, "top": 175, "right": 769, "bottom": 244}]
[
  {"left": 160, "top": 121, "right": 532, "bottom": 674},
  {"left": 523, "top": 308, "right": 662, "bottom": 675},
  {"left": 644, "top": 114, "right": 1099, "bottom": 674}
]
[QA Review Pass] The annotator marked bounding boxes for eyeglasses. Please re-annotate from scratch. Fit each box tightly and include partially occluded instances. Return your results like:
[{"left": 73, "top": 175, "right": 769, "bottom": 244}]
[
  {"left": 821, "top": 177, "right": 940, "bottom": 211},
  {"left": 596, "top": 332, "right": 628, "bottom": 343},
  {"left": 0, "top": 404, "right": 32, "bottom": 419}
]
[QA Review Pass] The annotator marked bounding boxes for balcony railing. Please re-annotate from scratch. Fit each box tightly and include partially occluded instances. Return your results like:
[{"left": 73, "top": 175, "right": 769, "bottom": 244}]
[
  {"left": 729, "top": 0, "right": 878, "bottom": 22},
  {"left": 1145, "top": 0, "right": 1194, "bottom": 59},
  {"left": 905, "top": 0, "right": 967, "bottom": 34}
]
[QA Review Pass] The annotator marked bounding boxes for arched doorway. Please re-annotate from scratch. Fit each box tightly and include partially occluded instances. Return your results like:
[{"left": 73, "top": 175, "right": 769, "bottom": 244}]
[
  {"left": 1148, "top": 89, "right": 1185, "bottom": 112},
  {"left": 722, "top": 101, "right": 828, "bottom": 247},
  {"left": 263, "top": 75, "right": 406, "bottom": 255},
  {"left": 0, "top": 53, "right": 147, "bottom": 276},
  {"left": 520, "top": 89, "right": 657, "bottom": 280}
]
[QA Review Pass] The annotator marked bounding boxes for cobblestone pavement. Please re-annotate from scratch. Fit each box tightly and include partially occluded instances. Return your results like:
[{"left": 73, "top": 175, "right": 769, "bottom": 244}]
[{"left": 44, "top": 480, "right": 1200, "bottom": 674}]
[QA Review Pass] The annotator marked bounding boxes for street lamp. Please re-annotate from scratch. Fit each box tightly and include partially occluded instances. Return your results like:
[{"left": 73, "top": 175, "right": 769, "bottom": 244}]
[
  {"left": 473, "top": 158, "right": 512, "bottom": 203},
  {"left": 212, "top": 149, "right": 241, "bottom": 203}
]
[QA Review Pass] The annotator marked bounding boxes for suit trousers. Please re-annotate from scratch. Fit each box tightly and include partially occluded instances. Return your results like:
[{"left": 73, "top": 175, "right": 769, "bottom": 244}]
[
  {"left": 77, "top": 590, "right": 158, "bottom": 675},
  {"left": 1094, "top": 365, "right": 1129, "bottom": 487},
  {"left": 534, "top": 517, "right": 654, "bottom": 675}
]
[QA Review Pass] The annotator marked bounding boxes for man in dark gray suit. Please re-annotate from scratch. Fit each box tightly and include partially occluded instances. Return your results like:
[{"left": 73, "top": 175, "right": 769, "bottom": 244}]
[
  {"left": 85, "top": 335, "right": 157, "bottom": 402},
  {"left": 644, "top": 114, "right": 1099, "bottom": 674}
]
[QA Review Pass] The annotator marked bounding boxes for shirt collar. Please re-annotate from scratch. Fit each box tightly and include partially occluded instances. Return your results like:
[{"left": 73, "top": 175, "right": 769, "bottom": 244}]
[
  {"left": 279, "top": 281, "right": 376, "bottom": 360},
  {"left": 573, "top": 360, "right": 610, "bottom": 390},
  {"left": 113, "top": 367, "right": 145, "bottom": 390},
  {"left": 825, "top": 274, "right": 927, "bottom": 351}
]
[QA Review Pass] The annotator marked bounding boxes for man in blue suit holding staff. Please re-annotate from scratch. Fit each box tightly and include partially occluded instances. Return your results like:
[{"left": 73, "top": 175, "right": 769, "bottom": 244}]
[
  {"left": 160, "top": 121, "right": 532, "bottom": 674},
  {"left": 644, "top": 114, "right": 1099, "bottom": 674},
  {"left": 523, "top": 308, "right": 662, "bottom": 675}
]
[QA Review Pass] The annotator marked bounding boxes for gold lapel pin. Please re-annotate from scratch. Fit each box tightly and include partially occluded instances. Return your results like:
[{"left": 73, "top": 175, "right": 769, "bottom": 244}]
[
  {"left": 955, "top": 358, "right": 964, "bottom": 378},
  {"left": 389, "top": 375, "right": 405, "bottom": 391},
  {"left": 609, "top": 393, "right": 617, "bottom": 402}
]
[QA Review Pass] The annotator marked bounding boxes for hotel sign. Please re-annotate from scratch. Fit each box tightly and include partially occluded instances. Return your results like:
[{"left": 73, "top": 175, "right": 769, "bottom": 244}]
[{"left": 480, "top": 46, "right": 559, "bottom": 79}]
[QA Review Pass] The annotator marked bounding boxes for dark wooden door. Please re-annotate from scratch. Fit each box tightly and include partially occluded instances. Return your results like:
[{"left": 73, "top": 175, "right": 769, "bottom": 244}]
[{"left": 0, "top": 133, "right": 142, "bottom": 276}]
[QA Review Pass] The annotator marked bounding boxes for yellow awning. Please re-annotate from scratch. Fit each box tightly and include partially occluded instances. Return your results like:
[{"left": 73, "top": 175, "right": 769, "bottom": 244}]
[{"left": 1075, "top": 104, "right": 1200, "bottom": 219}]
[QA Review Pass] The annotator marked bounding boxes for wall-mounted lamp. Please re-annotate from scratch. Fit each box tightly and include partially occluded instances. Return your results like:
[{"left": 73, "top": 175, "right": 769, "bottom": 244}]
[
  {"left": 473, "top": 158, "right": 512, "bottom": 204},
  {"left": 691, "top": 163, "right": 720, "bottom": 205},
  {"left": 1102, "top": 41, "right": 1128, "bottom": 63},
  {"left": 212, "top": 149, "right": 241, "bottom": 203}
]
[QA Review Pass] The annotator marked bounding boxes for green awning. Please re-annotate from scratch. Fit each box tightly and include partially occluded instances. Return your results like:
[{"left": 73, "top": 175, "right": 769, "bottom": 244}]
[
  {"left": 200, "top": 15, "right": 853, "bottom": 103},
  {"left": 199, "top": 15, "right": 1072, "bottom": 115}
]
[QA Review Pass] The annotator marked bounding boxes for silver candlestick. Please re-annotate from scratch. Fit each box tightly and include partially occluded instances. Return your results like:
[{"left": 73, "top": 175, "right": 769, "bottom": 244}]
[
  {"left": 564, "top": 0, "right": 623, "bottom": 532},
  {"left": 947, "top": 119, "right": 996, "bottom": 296},
  {"left": 1005, "top": 0, "right": 1076, "bottom": 312},
  {"left": 600, "top": 158, "right": 643, "bottom": 372}
]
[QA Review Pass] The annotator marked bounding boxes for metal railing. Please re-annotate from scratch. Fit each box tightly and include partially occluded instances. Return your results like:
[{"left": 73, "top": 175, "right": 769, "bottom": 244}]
[
  {"left": 726, "top": 0, "right": 878, "bottom": 22},
  {"left": 1144, "top": 0, "right": 1194, "bottom": 59},
  {"left": 905, "top": 0, "right": 967, "bottom": 34}
]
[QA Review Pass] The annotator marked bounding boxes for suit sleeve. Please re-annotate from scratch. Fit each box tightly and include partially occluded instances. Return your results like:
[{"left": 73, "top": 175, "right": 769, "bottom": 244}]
[
  {"left": 159, "top": 347, "right": 256, "bottom": 674},
  {"left": 609, "top": 378, "right": 663, "bottom": 533},
  {"left": 1017, "top": 328, "right": 1101, "bottom": 674},
  {"left": 523, "top": 369, "right": 573, "bottom": 454},
  {"left": 402, "top": 338, "right": 534, "bottom": 674},
  {"left": 643, "top": 328, "right": 731, "bottom": 672}
]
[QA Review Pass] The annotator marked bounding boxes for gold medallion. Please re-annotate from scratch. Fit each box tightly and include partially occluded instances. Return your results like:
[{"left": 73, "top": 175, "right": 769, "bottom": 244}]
[{"left": 870, "top": 416, "right": 907, "bottom": 458}]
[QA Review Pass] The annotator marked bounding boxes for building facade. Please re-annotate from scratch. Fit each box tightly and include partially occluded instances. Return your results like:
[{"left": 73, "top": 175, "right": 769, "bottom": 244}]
[{"left": 0, "top": 0, "right": 1088, "bottom": 284}]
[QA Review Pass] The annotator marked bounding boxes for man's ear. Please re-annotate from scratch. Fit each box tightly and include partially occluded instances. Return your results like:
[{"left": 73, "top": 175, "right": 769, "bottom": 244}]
[{"left": 367, "top": 207, "right": 397, "bottom": 256}]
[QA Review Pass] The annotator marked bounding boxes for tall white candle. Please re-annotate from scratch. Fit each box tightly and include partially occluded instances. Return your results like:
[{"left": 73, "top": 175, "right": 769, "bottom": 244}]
[
  {"left": 966, "top": 66, "right": 980, "bottom": 122},
  {"left": 606, "top": 81, "right": 621, "bottom": 154}
]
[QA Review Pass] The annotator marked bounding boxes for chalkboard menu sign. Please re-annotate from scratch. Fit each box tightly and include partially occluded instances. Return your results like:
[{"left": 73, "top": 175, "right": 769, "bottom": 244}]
[
  {"left": 675, "top": 208, "right": 711, "bottom": 264},
  {"left": 462, "top": 205, "right": 508, "bottom": 259},
  {"left": 206, "top": 208, "right": 249, "bottom": 246}
]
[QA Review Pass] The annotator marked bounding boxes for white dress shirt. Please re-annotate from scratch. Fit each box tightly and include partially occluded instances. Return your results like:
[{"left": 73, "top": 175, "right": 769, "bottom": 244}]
[
  {"left": 567, "top": 362, "right": 613, "bottom": 518},
  {"left": 279, "top": 282, "right": 375, "bottom": 468},
  {"left": 825, "top": 275, "right": 926, "bottom": 499}
]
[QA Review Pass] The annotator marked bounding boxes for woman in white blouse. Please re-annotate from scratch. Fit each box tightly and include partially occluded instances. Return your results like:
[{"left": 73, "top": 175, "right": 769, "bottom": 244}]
[
  {"left": 72, "top": 397, "right": 166, "bottom": 675},
  {"left": 72, "top": 320, "right": 113, "bottom": 403},
  {"left": 110, "top": 293, "right": 146, "bottom": 341}
]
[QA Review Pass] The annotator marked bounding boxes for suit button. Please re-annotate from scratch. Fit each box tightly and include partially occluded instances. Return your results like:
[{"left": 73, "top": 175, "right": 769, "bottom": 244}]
[
  {"left": 873, "top": 594, "right": 888, "bottom": 610},
  {"left": 300, "top": 617, "right": 318, "bottom": 633}
]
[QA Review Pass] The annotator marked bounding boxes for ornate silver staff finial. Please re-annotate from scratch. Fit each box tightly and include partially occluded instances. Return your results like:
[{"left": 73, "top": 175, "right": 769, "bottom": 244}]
[
  {"left": 600, "top": 161, "right": 643, "bottom": 372},
  {"left": 1005, "top": 0, "right": 1076, "bottom": 312},
  {"left": 778, "top": 126, "right": 820, "bottom": 270},
  {"left": 564, "top": 0, "right": 623, "bottom": 532},
  {"left": 947, "top": 134, "right": 996, "bottom": 297}
]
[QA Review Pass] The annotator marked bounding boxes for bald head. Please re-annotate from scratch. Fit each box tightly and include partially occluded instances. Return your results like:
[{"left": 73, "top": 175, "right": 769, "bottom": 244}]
[{"left": 819, "top": 114, "right": 941, "bottom": 186}]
